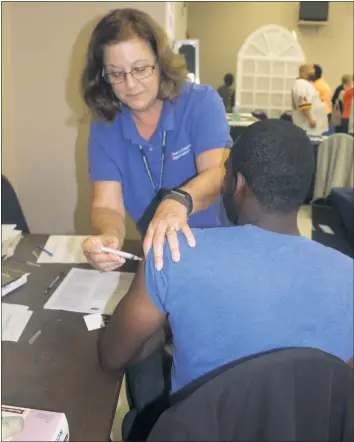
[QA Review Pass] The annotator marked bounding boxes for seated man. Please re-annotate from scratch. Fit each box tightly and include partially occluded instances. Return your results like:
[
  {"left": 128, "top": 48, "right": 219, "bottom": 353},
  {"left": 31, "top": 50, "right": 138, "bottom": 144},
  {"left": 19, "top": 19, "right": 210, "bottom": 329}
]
[{"left": 99, "top": 119, "right": 353, "bottom": 396}]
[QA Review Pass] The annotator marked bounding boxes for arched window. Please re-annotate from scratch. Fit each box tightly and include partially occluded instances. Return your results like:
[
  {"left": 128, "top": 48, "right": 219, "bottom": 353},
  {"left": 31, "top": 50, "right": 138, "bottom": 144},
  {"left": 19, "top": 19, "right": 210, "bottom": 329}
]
[{"left": 237, "top": 25, "right": 305, "bottom": 118}]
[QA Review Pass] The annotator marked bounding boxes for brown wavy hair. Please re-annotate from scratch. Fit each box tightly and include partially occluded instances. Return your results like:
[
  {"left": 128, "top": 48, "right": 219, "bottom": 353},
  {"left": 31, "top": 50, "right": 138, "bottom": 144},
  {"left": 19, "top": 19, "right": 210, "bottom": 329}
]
[{"left": 81, "top": 8, "right": 188, "bottom": 122}]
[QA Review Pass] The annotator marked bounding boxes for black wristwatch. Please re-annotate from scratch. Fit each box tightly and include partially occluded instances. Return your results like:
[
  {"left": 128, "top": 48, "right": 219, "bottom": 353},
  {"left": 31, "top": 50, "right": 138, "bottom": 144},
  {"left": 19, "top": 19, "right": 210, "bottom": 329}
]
[{"left": 160, "top": 188, "right": 193, "bottom": 217}]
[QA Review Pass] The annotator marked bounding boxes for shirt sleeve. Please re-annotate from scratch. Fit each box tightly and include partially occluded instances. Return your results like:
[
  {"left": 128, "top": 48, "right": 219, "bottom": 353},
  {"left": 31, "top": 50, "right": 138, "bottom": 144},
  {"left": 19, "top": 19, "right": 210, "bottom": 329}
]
[
  {"left": 294, "top": 81, "right": 312, "bottom": 110},
  {"left": 88, "top": 122, "right": 123, "bottom": 183},
  {"left": 190, "top": 86, "right": 232, "bottom": 155},
  {"left": 144, "top": 242, "right": 172, "bottom": 313}
]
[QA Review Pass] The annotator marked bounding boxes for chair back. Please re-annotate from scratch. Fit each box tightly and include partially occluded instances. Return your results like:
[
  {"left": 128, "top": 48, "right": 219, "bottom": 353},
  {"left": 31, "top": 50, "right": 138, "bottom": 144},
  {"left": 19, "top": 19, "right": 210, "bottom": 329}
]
[
  {"left": 313, "top": 134, "right": 354, "bottom": 201},
  {"left": 1, "top": 175, "right": 30, "bottom": 233},
  {"left": 148, "top": 348, "right": 353, "bottom": 441}
]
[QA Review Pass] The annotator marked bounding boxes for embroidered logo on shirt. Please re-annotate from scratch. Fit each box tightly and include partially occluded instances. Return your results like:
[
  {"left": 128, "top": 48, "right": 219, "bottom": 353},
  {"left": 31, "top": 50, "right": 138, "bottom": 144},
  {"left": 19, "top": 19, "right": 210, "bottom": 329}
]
[{"left": 170, "top": 144, "right": 191, "bottom": 161}]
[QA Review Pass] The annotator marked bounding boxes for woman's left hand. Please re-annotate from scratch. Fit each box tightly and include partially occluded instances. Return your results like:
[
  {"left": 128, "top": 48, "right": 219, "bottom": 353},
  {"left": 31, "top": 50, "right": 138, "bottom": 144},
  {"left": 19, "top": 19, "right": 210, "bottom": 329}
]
[{"left": 143, "top": 198, "right": 196, "bottom": 271}]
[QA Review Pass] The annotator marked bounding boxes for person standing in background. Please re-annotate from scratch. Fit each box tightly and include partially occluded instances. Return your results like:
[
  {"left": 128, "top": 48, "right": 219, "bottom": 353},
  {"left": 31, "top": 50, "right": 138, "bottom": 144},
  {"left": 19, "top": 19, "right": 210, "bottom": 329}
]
[
  {"left": 217, "top": 73, "right": 235, "bottom": 113},
  {"left": 332, "top": 75, "right": 347, "bottom": 111},
  {"left": 331, "top": 75, "right": 353, "bottom": 133},
  {"left": 341, "top": 75, "right": 354, "bottom": 134},
  {"left": 312, "top": 64, "right": 332, "bottom": 123},
  {"left": 291, "top": 64, "right": 328, "bottom": 135}
]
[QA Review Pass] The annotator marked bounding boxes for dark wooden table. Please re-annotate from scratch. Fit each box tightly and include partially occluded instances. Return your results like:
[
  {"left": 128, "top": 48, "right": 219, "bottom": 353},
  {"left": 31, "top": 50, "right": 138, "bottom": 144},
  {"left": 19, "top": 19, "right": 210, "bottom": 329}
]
[{"left": 2, "top": 234, "right": 141, "bottom": 441}]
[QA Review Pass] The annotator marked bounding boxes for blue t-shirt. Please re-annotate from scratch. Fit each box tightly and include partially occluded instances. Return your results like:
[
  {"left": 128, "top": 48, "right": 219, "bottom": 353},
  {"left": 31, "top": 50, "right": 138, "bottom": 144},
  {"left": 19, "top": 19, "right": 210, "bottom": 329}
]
[
  {"left": 88, "top": 82, "right": 232, "bottom": 235},
  {"left": 145, "top": 226, "right": 354, "bottom": 392}
]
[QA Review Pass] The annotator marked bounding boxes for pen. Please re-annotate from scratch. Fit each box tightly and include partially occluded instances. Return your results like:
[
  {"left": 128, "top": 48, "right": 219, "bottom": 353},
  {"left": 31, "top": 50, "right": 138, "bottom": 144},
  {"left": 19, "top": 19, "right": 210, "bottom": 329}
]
[
  {"left": 29, "top": 330, "right": 41, "bottom": 344},
  {"left": 36, "top": 244, "right": 53, "bottom": 257},
  {"left": 44, "top": 275, "right": 60, "bottom": 294},
  {"left": 101, "top": 246, "right": 142, "bottom": 261},
  {"left": 26, "top": 260, "right": 41, "bottom": 268}
]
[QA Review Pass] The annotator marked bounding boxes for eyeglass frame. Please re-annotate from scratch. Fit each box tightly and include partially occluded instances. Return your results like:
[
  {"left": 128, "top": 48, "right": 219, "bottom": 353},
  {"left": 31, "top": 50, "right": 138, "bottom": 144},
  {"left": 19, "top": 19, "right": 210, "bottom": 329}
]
[{"left": 102, "top": 59, "right": 158, "bottom": 85}]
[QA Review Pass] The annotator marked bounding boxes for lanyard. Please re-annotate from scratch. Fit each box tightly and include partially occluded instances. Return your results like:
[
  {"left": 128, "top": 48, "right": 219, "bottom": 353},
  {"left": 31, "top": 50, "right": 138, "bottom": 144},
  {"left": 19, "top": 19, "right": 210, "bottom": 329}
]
[{"left": 138, "top": 131, "right": 167, "bottom": 195}]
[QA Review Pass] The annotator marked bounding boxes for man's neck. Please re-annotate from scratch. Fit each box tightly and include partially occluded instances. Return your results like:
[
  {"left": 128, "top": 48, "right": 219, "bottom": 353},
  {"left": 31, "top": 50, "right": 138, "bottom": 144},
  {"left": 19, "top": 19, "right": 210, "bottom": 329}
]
[{"left": 239, "top": 211, "right": 300, "bottom": 236}]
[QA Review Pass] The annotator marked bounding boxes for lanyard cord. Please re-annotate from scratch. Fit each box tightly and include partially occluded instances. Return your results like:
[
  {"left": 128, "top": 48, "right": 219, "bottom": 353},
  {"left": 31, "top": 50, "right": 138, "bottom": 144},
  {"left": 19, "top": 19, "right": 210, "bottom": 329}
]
[{"left": 138, "top": 131, "right": 167, "bottom": 195}]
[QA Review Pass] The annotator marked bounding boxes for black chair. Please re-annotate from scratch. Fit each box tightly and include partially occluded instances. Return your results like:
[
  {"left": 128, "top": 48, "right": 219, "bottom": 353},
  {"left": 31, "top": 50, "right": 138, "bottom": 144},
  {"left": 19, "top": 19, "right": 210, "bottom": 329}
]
[
  {"left": 251, "top": 110, "right": 268, "bottom": 121},
  {"left": 1, "top": 175, "right": 30, "bottom": 233},
  {"left": 147, "top": 348, "right": 353, "bottom": 441},
  {"left": 331, "top": 187, "right": 354, "bottom": 250},
  {"left": 280, "top": 111, "right": 292, "bottom": 122}
]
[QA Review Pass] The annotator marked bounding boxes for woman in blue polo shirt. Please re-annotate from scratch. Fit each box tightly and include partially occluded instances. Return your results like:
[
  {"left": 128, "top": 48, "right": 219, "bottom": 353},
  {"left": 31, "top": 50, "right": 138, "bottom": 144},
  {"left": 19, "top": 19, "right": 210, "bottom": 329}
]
[{"left": 81, "top": 8, "right": 230, "bottom": 272}]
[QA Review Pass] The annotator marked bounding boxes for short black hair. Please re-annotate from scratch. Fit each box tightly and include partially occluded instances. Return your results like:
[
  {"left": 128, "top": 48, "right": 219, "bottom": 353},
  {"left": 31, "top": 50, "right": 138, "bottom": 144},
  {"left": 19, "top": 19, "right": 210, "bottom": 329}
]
[
  {"left": 314, "top": 64, "right": 322, "bottom": 80},
  {"left": 230, "top": 119, "right": 314, "bottom": 214},
  {"left": 224, "top": 73, "right": 234, "bottom": 87}
]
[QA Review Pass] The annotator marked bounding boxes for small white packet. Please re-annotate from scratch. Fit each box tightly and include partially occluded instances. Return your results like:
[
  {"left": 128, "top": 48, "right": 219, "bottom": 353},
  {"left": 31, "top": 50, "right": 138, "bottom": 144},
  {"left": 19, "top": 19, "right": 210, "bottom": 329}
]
[{"left": 83, "top": 313, "right": 105, "bottom": 331}]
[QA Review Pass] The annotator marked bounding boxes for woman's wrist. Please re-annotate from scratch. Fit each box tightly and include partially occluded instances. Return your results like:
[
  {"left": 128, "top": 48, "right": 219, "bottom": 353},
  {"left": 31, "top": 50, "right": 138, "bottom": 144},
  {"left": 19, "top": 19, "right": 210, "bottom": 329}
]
[
  {"left": 92, "top": 208, "right": 126, "bottom": 246},
  {"left": 160, "top": 188, "right": 193, "bottom": 217}
]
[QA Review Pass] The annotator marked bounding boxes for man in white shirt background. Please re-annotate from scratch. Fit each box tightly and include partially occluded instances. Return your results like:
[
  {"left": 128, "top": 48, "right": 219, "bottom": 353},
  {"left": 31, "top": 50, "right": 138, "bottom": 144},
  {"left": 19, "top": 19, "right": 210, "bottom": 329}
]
[{"left": 292, "top": 64, "right": 328, "bottom": 136}]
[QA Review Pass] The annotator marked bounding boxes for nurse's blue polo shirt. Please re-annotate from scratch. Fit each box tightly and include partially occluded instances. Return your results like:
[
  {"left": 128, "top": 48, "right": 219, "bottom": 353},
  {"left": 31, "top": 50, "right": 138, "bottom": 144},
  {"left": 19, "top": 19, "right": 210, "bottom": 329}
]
[{"left": 88, "top": 82, "right": 231, "bottom": 235}]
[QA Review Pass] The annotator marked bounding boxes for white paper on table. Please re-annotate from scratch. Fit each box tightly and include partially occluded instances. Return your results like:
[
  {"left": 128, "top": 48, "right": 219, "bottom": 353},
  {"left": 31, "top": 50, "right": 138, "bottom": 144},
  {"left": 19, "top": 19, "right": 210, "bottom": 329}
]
[
  {"left": 2, "top": 273, "right": 30, "bottom": 297},
  {"left": 37, "top": 235, "right": 89, "bottom": 263},
  {"left": 43, "top": 268, "right": 121, "bottom": 313},
  {"left": 103, "top": 272, "right": 135, "bottom": 315},
  {"left": 2, "top": 303, "right": 33, "bottom": 342},
  {"left": 2, "top": 224, "right": 18, "bottom": 237},
  {"left": 2, "top": 224, "right": 22, "bottom": 259}
]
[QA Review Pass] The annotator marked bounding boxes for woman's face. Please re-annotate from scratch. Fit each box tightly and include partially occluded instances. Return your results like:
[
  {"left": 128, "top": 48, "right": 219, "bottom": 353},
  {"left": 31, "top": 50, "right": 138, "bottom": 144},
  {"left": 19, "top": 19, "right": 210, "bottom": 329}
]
[{"left": 103, "top": 37, "right": 160, "bottom": 112}]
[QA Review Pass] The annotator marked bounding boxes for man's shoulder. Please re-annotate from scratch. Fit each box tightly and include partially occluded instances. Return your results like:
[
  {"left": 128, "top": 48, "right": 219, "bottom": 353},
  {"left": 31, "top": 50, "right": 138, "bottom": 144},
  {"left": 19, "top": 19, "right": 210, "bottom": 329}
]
[
  {"left": 315, "top": 78, "right": 331, "bottom": 92},
  {"left": 173, "top": 227, "right": 243, "bottom": 264},
  {"left": 344, "top": 87, "right": 354, "bottom": 99},
  {"left": 321, "top": 78, "right": 331, "bottom": 90},
  {"left": 305, "top": 239, "right": 353, "bottom": 277},
  {"left": 294, "top": 78, "right": 313, "bottom": 91}
]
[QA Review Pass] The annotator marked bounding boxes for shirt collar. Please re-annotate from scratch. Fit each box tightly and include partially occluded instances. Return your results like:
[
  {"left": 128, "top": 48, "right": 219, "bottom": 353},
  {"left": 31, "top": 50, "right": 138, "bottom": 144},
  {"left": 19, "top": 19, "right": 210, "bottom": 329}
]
[
  {"left": 120, "top": 99, "right": 174, "bottom": 144},
  {"left": 120, "top": 104, "right": 142, "bottom": 144}
]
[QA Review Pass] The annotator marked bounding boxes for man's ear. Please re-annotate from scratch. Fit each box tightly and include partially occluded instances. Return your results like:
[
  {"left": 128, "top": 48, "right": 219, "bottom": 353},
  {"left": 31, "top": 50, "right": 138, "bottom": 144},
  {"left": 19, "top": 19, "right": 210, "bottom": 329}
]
[{"left": 234, "top": 171, "right": 246, "bottom": 199}]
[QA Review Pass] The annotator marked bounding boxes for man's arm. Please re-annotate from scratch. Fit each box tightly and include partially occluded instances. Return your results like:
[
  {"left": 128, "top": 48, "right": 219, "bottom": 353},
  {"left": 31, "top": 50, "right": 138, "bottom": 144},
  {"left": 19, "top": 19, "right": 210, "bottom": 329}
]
[
  {"left": 294, "top": 83, "right": 316, "bottom": 128},
  {"left": 300, "top": 106, "right": 316, "bottom": 128},
  {"left": 98, "top": 261, "right": 167, "bottom": 371}
]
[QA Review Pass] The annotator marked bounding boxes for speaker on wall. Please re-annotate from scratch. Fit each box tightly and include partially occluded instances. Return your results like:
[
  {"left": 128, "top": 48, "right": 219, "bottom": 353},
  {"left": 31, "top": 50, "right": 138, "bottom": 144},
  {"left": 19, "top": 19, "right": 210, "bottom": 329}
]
[{"left": 299, "top": 2, "right": 329, "bottom": 23}]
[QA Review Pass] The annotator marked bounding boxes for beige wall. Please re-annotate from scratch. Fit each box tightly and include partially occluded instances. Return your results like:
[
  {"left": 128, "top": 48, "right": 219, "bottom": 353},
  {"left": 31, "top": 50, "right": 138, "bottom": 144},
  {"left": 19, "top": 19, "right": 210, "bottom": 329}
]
[
  {"left": 188, "top": 1, "right": 354, "bottom": 91},
  {"left": 2, "top": 3, "right": 18, "bottom": 192},
  {"left": 2, "top": 1, "right": 168, "bottom": 237},
  {"left": 174, "top": 1, "right": 188, "bottom": 40}
]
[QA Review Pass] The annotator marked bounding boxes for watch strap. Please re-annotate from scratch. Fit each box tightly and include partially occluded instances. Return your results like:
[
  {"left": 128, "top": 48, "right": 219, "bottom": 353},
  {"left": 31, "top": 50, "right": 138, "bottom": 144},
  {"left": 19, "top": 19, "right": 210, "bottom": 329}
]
[{"left": 161, "top": 188, "right": 193, "bottom": 217}]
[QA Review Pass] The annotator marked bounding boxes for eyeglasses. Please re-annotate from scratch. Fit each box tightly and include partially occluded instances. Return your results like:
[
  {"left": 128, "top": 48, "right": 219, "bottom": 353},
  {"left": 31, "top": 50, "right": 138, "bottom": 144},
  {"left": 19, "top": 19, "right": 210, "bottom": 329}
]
[{"left": 102, "top": 62, "right": 157, "bottom": 85}]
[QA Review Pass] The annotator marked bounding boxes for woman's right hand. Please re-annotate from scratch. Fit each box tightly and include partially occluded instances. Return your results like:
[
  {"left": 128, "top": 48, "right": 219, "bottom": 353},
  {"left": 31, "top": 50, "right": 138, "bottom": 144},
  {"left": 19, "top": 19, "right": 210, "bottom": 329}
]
[{"left": 83, "top": 234, "right": 126, "bottom": 272}]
